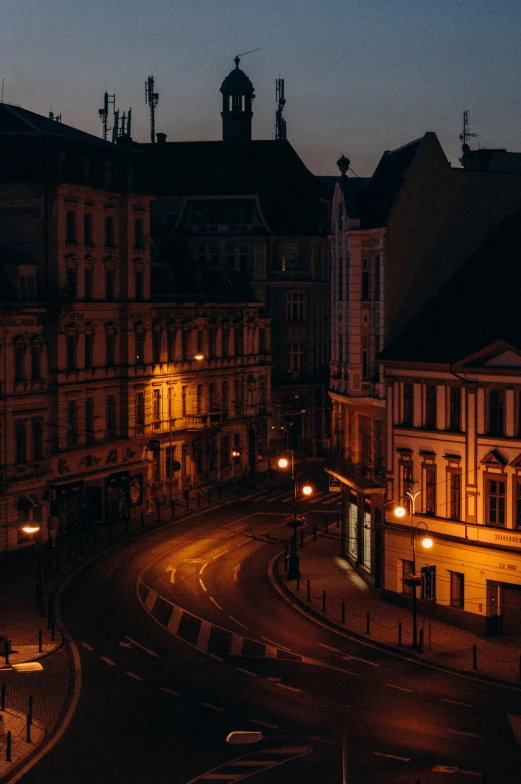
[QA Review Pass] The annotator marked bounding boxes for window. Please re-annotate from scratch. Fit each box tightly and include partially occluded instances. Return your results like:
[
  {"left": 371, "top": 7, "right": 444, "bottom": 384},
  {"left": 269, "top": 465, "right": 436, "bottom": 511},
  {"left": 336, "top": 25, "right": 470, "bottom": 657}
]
[
  {"left": 258, "top": 328, "right": 266, "bottom": 354},
  {"left": 104, "top": 216, "right": 114, "bottom": 247},
  {"left": 31, "top": 345, "right": 41, "bottom": 380},
  {"left": 361, "top": 258, "right": 369, "bottom": 300},
  {"left": 373, "top": 257, "right": 380, "bottom": 301},
  {"left": 66, "top": 334, "right": 77, "bottom": 371},
  {"left": 14, "top": 345, "right": 25, "bottom": 381},
  {"left": 425, "top": 385, "right": 437, "bottom": 429},
  {"left": 166, "top": 446, "right": 176, "bottom": 480},
  {"left": 234, "top": 379, "right": 242, "bottom": 414},
  {"left": 221, "top": 435, "right": 230, "bottom": 467},
  {"left": 424, "top": 466, "right": 436, "bottom": 515},
  {"left": 196, "top": 384, "right": 203, "bottom": 415},
  {"left": 32, "top": 419, "right": 43, "bottom": 460},
  {"left": 208, "top": 327, "right": 217, "bottom": 358},
  {"left": 135, "top": 269, "right": 144, "bottom": 301},
  {"left": 84, "top": 214, "right": 93, "bottom": 245},
  {"left": 286, "top": 292, "right": 306, "bottom": 321},
  {"left": 338, "top": 333, "right": 344, "bottom": 364},
  {"left": 153, "top": 389, "right": 161, "bottom": 429},
  {"left": 450, "top": 572, "right": 464, "bottom": 608},
  {"left": 488, "top": 389, "right": 505, "bottom": 436},
  {"left": 105, "top": 331, "right": 116, "bottom": 366},
  {"left": 19, "top": 274, "right": 36, "bottom": 300},
  {"left": 84, "top": 267, "right": 94, "bottom": 300},
  {"left": 105, "top": 268, "right": 115, "bottom": 301},
  {"left": 135, "top": 392, "right": 145, "bottom": 427},
  {"left": 152, "top": 328, "right": 161, "bottom": 364},
  {"left": 15, "top": 422, "right": 27, "bottom": 464},
  {"left": 66, "top": 266, "right": 77, "bottom": 299},
  {"left": 485, "top": 476, "right": 506, "bottom": 526},
  {"left": 66, "top": 211, "right": 77, "bottom": 243},
  {"left": 227, "top": 246, "right": 235, "bottom": 268},
  {"left": 362, "top": 336, "right": 369, "bottom": 380},
  {"left": 85, "top": 397, "right": 95, "bottom": 443},
  {"left": 238, "top": 246, "right": 247, "bottom": 271},
  {"left": 210, "top": 245, "right": 218, "bottom": 265},
  {"left": 209, "top": 382, "right": 217, "bottom": 413},
  {"left": 234, "top": 326, "right": 243, "bottom": 356},
  {"left": 106, "top": 394, "right": 117, "bottom": 439},
  {"left": 449, "top": 387, "right": 461, "bottom": 431},
  {"left": 222, "top": 380, "right": 229, "bottom": 417},
  {"left": 181, "top": 330, "right": 190, "bottom": 360},
  {"left": 85, "top": 332, "right": 94, "bottom": 369},
  {"left": 134, "top": 218, "right": 144, "bottom": 248},
  {"left": 67, "top": 400, "right": 78, "bottom": 445},
  {"left": 181, "top": 386, "right": 187, "bottom": 417},
  {"left": 448, "top": 470, "right": 461, "bottom": 520},
  {"left": 167, "top": 330, "right": 176, "bottom": 362},
  {"left": 135, "top": 330, "right": 145, "bottom": 365},
  {"left": 289, "top": 343, "right": 304, "bottom": 375},
  {"left": 153, "top": 450, "right": 161, "bottom": 482},
  {"left": 221, "top": 328, "right": 229, "bottom": 358},
  {"left": 400, "top": 461, "right": 413, "bottom": 501},
  {"left": 402, "top": 383, "right": 413, "bottom": 427},
  {"left": 197, "top": 330, "right": 204, "bottom": 355}
]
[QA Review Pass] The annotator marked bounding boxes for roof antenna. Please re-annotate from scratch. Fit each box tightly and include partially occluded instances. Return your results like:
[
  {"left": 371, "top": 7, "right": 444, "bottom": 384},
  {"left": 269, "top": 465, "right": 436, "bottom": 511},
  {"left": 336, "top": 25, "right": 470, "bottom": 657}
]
[
  {"left": 459, "top": 110, "right": 478, "bottom": 153},
  {"left": 49, "top": 111, "right": 62, "bottom": 123},
  {"left": 275, "top": 78, "right": 286, "bottom": 140},
  {"left": 234, "top": 47, "right": 261, "bottom": 68},
  {"left": 145, "top": 75, "right": 159, "bottom": 143},
  {"left": 99, "top": 91, "right": 115, "bottom": 141}
]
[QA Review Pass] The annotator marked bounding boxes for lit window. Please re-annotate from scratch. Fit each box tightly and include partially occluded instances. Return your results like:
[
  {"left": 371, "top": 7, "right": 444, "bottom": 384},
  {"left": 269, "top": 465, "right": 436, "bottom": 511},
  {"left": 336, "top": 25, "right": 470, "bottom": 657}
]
[{"left": 485, "top": 477, "right": 506, "bottom": 526}]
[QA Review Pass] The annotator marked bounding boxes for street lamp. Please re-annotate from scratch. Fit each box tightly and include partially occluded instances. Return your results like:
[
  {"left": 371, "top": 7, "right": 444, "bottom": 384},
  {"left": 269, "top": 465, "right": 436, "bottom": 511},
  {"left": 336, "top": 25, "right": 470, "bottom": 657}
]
[
  {"left": 394, "top": 486, "right": 433, "bottom": 649},
  {"left": 278, "top": 451, "right": 312, "bottom": 579}
]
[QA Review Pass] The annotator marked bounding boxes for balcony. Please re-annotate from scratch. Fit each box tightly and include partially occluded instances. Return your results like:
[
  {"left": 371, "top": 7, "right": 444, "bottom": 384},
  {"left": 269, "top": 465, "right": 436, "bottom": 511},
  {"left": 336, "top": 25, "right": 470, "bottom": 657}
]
[
  {"left": 184, "top": 411, "right": 223, "bottom": 429},
  {"left": 325, "top": 456, "right": 385, "bottom": 493}
]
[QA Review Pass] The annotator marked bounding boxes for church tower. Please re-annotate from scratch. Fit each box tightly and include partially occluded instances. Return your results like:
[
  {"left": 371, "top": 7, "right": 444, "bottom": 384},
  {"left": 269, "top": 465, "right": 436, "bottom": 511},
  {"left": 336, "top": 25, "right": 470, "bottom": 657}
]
[{"left": 220, "top": 57, "right": 255, "bottom": 142}]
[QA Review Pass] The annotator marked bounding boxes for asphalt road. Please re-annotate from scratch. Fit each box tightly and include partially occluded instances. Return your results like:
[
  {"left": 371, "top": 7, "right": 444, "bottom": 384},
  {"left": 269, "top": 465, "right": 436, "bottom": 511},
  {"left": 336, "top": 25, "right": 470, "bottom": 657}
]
[{"left": 19, "top": 494, "right": 521, "bottom": 784}]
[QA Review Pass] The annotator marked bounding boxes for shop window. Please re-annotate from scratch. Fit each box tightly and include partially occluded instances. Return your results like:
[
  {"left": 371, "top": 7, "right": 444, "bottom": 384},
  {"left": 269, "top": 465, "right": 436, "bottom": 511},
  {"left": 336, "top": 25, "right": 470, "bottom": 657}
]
[
  {"left": 488, "top": 389, "right": 505, "bottom": 436},
  {"left": 485, "top": 476, "right": 506, "bottom": 526},
  {"left": 449, "top": 387, "right": 461, "bottom": 431},
  {"left": 425, "top": 385, "right": 436, "bottom": 429},
  {"left": 402, "top": 383, "right": 413, "bottom": 427},
  {"left": 450, "top": 571, "right": 464, "bottom": 608},
  {"left": 15, "top": 422, "right": 27, "bottom": 464},
  {"left": 448, "top": 470, "right": 461, "bottom": 520}
]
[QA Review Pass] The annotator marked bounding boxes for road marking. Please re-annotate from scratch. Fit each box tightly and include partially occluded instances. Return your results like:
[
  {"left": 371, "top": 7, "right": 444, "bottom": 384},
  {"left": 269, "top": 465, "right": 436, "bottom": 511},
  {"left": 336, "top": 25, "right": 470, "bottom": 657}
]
[
  {"left": 385, "top": 683, "right": 414, "bottom": 693},
  {"left": 441, "top": 698, "right": 473, "bottom": 708},
  {"left": 228, "top": 615, "right": 249, "bottom": 630},
  {"left": 261, "top": 636, "right": 291, "bottom": 651},
  {"left": 199, "top": 775, "right": 243, "bottom": 781},
  {"left": 212, "top": 549, "right": 229, "bottom": 560},
  {"left": 228, "top": 760, "right": 280, "bottom": 766},
  {"left": 249, "top": 719, "right": 279, "bottom": 729},
  {"left": 310, "top": 736, "right": 331, "bottom": 743},
  {"left": 276, "top": 683, "right": 301, "bottom": 692},
  {"left": 199, "top": 578, "right": 207, "bottom": 592},
  {"left": 342, "top": 654, "right": 380, "bottom": 667},
  {"left": 125, "top": 671, "right": 144, "bottom": 681},
  {"left": 196, "top": 621, "right": 212, "bottom": 652},
  {"left": 159, "top": 686, "right": 180, "bottom": 696},
  {"left": 508, "top": 713, "right": 521, "bottom": 745},
  {"left": 200, "top": 562, "right": 208, "bottom": 575},
  {"left": 125, "top": 635, "right": 159, "bottom": 658},
  {"left": 374, "top": 752, "right": 410, "bottom": 762},
  {"left": 209, "top": 654, "right": 224, "bottom": 662},
  {"left": 446, "top": 729, "right": 481, "bottom": 738},
  {"left": 459, "top": 770, "right": 482, "bottom": 778},
  {"left": 209, "top": 596, "right": 223, "bottom": 610},
  {"left": 237, "top": 668, "right": 258, "bottom": 677},
  {"left": 168, "top": 605, "right": 184, "bottom": 634},
  {"left": 317, "top": 642, "right": 341, "bottom": 653},
  {"left": 119, "top": 641, "right": 132, "bottom": 648},
  {"left": 265, "top": 676, "right": 281, "bottom": 682},
  {"left": 166, "top": 565, "right": 176, "bottom": 583},
  {"left": 432, "top": 766, "right": 458, "bottom": 773},
  {"left": 233, "top": 564, "right": 241, "bottom": 582},
  {"left": 80, "top": 642, "right": 94, "bottom": 651},
  {"left": 100, "top": 656, "right": 117, "bottom": 666},
  {"left": 200, "top": 702, "right": 225, "bottom": 712}
]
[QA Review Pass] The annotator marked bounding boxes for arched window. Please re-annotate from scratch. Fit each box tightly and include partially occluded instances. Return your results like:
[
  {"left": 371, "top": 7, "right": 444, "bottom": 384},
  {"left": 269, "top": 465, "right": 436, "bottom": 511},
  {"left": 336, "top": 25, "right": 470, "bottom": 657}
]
[{"left": 15, "top": 422, "right": 27, "bottom": 464}]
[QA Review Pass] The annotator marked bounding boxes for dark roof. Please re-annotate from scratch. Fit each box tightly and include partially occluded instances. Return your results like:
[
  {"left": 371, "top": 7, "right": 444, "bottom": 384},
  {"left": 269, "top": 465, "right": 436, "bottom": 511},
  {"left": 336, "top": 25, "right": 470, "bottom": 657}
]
[
  {"left": 316, "top": 176, "right": 337, "bottom": 201},
  {"left": 379, "top": 211, "right": 521, "bottom": 364},
  {"left": 339, "top": 175, "right": 371, "bottom": 219},
  {"left": 359, "top": 137, "right": 424, "bottom": 228},
  {"left": 0, "top": 103, "right": 115, "bottom": 148},
  {"left": 139, "top": 139, "right": 326, "bottom": 235},
  {"left": 220, "top": 60, "right": 254, "bottom": 94}
]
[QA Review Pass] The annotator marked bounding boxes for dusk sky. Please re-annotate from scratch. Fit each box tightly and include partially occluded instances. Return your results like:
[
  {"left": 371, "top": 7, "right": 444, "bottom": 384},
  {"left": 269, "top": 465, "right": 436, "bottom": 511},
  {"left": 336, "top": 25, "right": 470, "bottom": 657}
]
[{"left": 3, "top": 0, "right": 520, "bottom": 176}]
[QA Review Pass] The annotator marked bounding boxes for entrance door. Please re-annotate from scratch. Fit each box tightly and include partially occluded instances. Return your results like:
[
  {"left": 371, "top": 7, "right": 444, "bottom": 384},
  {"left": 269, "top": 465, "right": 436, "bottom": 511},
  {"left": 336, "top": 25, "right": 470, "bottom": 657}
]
[
  {"left": 486, "top": 580, "right": 501, "bottom": 636},
  {"left": 502, "top": 584, "right": 521, "bottom": 635}
]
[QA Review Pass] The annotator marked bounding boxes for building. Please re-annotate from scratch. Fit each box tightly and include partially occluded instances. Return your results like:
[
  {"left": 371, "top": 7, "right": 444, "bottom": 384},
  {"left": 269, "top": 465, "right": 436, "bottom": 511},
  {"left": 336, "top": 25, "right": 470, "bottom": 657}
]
[
  {"left": 327, "top": 133, "right": 521, "bottom": 586},
  {"left": 139, "top": 58, "right": 331, "bottom": 459},
  {"left": 380, "top": 213, "right": 521, "bottom": 635}
]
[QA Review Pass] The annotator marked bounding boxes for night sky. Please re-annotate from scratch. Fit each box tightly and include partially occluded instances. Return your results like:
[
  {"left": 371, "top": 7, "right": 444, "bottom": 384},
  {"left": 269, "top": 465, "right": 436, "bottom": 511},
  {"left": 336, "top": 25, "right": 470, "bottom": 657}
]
[{"left": 2, "top": 0, "right": 520, "bottom": 175}]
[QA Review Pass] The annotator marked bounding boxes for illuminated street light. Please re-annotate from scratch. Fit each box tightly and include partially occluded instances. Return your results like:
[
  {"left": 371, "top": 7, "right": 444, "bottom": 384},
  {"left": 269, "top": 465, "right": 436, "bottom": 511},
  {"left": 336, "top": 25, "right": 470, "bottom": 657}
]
[
  {"left": 302, "top": 484, "right": 312, "bottom": 496},
  {"left": 194, "top": 353, "right": 204, "bottom": 361},
  {"left": 278, "top": 457, "right": 289, "bottom": 469},
  {"left": 21, "top": 524, "right": 40, "bottom": 535}
]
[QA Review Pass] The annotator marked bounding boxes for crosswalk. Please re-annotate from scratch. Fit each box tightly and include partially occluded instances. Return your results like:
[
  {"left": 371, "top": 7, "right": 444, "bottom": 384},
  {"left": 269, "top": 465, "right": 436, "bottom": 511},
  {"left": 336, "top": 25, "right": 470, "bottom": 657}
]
[
  {"left": 187, "top": 746, "right": 312, "bottom": 783},
  {"left": 241, "top": 487, "right": 341, "bottom": 508}
]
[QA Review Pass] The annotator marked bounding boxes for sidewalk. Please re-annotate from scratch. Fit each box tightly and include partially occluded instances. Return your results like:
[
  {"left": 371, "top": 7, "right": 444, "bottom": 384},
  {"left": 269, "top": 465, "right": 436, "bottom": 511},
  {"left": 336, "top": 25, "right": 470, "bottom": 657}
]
[{"left": 275, "top": 522, "right": 521, "bottom": 685}]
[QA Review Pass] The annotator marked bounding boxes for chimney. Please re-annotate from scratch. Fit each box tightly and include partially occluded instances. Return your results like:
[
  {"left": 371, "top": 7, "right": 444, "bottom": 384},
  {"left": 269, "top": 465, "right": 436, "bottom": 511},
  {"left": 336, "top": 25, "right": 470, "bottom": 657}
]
[{"left": 156, "top": 132, "right": 167, "bottom": 145}]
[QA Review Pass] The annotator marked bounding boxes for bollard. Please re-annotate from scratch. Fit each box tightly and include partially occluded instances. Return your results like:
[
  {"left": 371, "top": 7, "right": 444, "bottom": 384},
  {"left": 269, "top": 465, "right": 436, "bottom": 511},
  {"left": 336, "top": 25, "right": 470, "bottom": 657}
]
[
  {"left": 322, "top": 590, "right": 326, "bottom": 612},
  {"left": 366, "top": 612, "right": 370, "bottom": 635},
  {"left": 28, "top": 696, "right": 33, "bottom": 725},
  {"left": 300, "top": 529, "right": 304, "bottom": 548},
  {"left": 325, "top": 516, "right": 329, "bottom": 534},
  {"left": 341, "top": 600, "right": 345, "bottom": 624},
  {"left": 398, "top": 622, "right": 402, "bottom": 646},
  {"left": 38, "top": 629, "right": 42, "bottom": 653},
  {"left": 6, "top": 730, "right": 11, "bottom": 762},
  {"left": 1, "top": 683, "right": 6, "bottom": 711},
  {"left": 313, "top": 523, "right": 316, "bottom": 541},
  {"left": 307, "top": 580, "right": 311, "bottom": 602},
  {"left": 418, "top": 628, "right": 424, "bottom": 653},
  {"left": 4, "top": 638, "right": 9, "bottom": 666},
  {"left": 26, "top": 714, "right": 31, "bottom": 744},
  {"left": 473, "top": 644, "right": 477, "bottom": 670}
]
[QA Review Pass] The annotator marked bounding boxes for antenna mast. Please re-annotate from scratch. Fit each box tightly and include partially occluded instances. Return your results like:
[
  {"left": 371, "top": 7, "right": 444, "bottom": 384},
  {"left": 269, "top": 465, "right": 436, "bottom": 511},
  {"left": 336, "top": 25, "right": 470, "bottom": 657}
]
[
  {"left": 275, "top": 78, "right": 286, "bottom": 141},
  {"left": 145, "top": 75, "right": 159, "bottom": 143},
  {"left": 99, "top": 91, "right": 115, "bottom": 141},
  {"left": 459, "top": 110, "right": 478, "bottom": 148}
]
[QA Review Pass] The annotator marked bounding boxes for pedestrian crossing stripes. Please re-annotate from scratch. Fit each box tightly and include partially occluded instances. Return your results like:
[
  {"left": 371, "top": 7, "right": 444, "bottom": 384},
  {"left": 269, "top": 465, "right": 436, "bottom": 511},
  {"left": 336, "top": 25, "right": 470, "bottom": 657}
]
[
  {"left": 187, "top": 746, "right": 312, "bottom": 783},
  {"left": 242, "top": 487, "right": 341, "bottom": 507},
  {"left": 139, "top": 583, "right": 306, "bottom": 663}
]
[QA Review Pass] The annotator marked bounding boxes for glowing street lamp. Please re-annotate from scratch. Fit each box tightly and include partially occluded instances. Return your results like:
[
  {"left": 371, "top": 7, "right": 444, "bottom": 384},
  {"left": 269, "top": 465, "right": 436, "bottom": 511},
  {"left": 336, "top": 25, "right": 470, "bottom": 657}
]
[
  {"left": 194, "top": 353, "right": 204, "bottom": 361},
  {"left": 278, "top": 450, "right": 313, "bottom": 579}
]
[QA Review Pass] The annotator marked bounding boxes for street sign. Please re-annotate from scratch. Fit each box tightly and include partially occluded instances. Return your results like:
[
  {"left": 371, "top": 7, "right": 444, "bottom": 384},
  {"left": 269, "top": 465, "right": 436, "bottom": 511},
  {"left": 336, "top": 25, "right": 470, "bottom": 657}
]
[{"left": 329, "top": 475, "right": 341, "bottom": 492}]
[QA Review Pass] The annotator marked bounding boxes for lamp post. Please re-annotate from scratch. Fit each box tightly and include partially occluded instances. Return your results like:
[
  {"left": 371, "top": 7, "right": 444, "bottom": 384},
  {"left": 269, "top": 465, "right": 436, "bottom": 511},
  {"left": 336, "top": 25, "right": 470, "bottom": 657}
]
[
  {"left": 278, "top": 450, "right": 312, "bottom": 579},
  {"left": 394, "top": 487, "right": 433, "bottom": 648}
]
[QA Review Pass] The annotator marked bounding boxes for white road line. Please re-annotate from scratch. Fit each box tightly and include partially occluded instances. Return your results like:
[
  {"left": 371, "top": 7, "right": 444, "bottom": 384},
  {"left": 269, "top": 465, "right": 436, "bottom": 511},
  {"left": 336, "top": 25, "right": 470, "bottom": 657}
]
[
  {"left": 249, "top": 719, "right": 279, "bottom": 729},
  {"left": 125, "top": 635, "right": 160, "bottom": 658},
  {"left": 159, "top": 686, "right": 180, "bottom": 696},
  {"left": 125, "top": 671, "right": 144, "bottom": 681},
  {"left": 374, "top": 752, "right": 410, "bottom": 762},
  {"left": 166, "top": 565, "right": 176, "bottom": 583},
  {"left": 317, "top": 642, "right": 341, "bottom": 653},
  {"left": 119, "top": 641, "right": 132, "bottom": 648},
  {"left": 228, "top": 615, "right": 249, "bottom": 630},
  {"left": 276, "top": 683, "right": 301, "bottom": 692},
  {"left": 199, "top": 578, "right": 207, "bottom": 592},
  {"left": 265, "top": 676, "right": 281, "bottom": 682},
  {"left": 100, "top": 656, "right": 117, "bottom": 666},
  {"left": 458, "top": 770, "right": 482, "bottom": 778},
  {"left": 209, "top": 654, "right": 224, "bottom": 662},
  {"left": 232, "top": 564, "right": 241, "bottom": 582},
  {"left": 195, "top": 621, "right": 212, "bottom": 652},
  {"left": 446, "top": 729, "right": 481, "bottom": 738},
  {"left": 261, "top": 636, "right": 291, "bottom": 651},
  {"left": 342, "top": 654, "right": 380, "bottom": 667},
  {"left": 209, "top": 596, "right": 223, "bottom": 610},
  {"left": 80, "top": 642, "right": 94, "bottom": 651},
  {"left": 212, "top": 550, "right": 229, "bottom": 560},
  {"left": 199, "top": 562, "right": 208, "bottom": 574},
  {"left": 385, "top": 683, "right": 414, "bottom": 693},
  {"left": 237, "top": 668, "right": 258, "bottom": 677},
  {"left": 441, "top": 698, "right": 473, "bottom": 708},
  {"left": 200, "top": 702, "right": 226, "bottom": 712}
]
